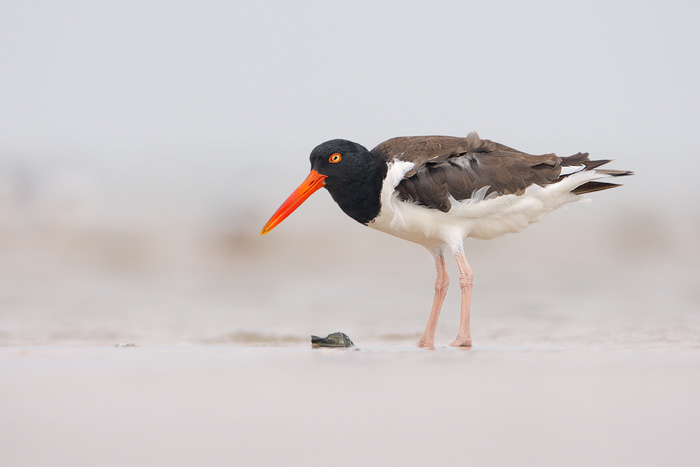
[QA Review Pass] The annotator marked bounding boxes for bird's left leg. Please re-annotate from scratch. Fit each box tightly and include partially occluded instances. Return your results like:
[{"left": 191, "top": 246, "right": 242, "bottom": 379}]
[
  {"left": 450, "top": 249, "right": 473, "bottom": 347},
  {"left": 418, "top": 251, "right": 450, "bottom": 348}
]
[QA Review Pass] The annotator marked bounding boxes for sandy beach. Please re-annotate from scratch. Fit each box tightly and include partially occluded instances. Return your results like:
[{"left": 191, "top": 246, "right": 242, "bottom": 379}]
[
  {"left": 1, "top": 218, "right": 699, "bottom": 467},
  {"left": 2, "top": 1, "right": 700, "bottom": 465},
  {"left": 2, "top": 345, "right": 700, "bottom": 467}
]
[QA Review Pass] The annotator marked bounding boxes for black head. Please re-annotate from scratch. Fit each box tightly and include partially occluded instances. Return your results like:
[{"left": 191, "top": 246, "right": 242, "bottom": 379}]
[
  {"left": 261, "top": 139, "right": 387, "bottom": 235},
  {"left": 309, "top": 139, "right": 376, "bottom": 188},
  {"left": 309, "top": 139, "right": 387, "bottom": 224}
]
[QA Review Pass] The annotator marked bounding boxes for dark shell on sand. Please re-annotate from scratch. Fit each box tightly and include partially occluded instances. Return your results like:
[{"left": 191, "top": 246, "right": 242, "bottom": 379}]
[{"left": 311, "top": 332, "right": 354, "bottom": 348}]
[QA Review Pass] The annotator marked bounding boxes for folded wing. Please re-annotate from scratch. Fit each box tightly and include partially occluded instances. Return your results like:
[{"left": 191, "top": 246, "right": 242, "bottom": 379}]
[{"left": 371, "top": 132, "right": 631, "bottom": 212}]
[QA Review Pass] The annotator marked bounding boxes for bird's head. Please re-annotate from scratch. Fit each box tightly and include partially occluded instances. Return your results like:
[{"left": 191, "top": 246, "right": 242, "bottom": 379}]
[{"left": 261, "top": 139, "right": 375, "bottom": 234}]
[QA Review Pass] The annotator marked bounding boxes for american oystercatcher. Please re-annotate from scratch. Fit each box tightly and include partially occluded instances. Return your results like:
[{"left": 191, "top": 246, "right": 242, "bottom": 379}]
[{"left": 261, "top": 132, "right": 632, "bottom": 347}]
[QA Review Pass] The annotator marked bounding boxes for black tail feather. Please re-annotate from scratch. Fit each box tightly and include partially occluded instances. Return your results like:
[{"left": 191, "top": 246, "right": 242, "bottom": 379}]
[
  {"left": 561, "top": 153, "right": 633, "bottom": 195},
  {"left": 572, "top": 181, "right": 623, "bottom": 195}
]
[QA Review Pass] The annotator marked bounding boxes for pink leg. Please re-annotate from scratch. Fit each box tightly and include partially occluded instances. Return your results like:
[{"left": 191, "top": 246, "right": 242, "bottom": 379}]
[
  {"left": 418, "top": 253, "right": 450, "bottom": 348},
  {"left": 450, "top": 250, "right": 473, "bottom": 347}
]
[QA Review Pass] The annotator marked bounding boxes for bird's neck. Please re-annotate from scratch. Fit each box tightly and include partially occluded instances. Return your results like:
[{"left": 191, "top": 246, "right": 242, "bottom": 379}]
[{"left": 326, "top": 158, "right": 387, "bottom": 225}]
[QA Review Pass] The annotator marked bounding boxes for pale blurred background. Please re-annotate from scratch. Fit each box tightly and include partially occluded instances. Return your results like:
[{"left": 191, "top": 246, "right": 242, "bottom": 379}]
[
  {"left": 3, "top": 3, "right": 700, "bottom": 467},
  {"left": 1, "top": 0, "right": 699, "bottom": 346}
]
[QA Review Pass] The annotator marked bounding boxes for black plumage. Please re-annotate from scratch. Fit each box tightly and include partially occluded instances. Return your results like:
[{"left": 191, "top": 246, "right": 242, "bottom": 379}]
[{"left": 371, "top": 133, "right": 632, "bottom": 212}]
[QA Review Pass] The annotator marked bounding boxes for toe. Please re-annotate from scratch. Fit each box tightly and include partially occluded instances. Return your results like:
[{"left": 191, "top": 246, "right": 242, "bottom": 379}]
[{"left": 449, "top": 338, "right": 472, "bottom": 347}]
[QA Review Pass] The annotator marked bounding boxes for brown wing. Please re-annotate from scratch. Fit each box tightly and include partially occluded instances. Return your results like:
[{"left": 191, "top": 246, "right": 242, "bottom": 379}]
[{"left": 371, "top": 132, "right": 600, "bottom": 212}]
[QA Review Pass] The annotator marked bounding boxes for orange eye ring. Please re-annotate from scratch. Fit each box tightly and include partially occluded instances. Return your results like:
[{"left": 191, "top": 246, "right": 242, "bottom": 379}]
[{"left": 329, "top": 153, "right": 342, "bottom": 163}]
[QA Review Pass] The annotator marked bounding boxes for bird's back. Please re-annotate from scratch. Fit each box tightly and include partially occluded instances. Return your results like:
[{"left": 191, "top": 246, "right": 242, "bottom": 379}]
[{"left": 371, "top": 132, "right": 631, "bottom": 213}]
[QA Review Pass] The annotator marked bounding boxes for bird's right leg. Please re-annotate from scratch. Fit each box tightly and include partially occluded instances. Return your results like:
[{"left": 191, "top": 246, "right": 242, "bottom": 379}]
[
  {"left": 418, "top": 252, "right": 450, "bottom": 348},
  {"left": 450, "top": 249, "right": 473, "bottom": 347}
]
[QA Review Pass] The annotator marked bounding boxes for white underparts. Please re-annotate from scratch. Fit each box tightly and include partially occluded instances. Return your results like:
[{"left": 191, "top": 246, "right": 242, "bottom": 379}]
[{"left": 369, "top": 160, "right": 609, "bottom": 251}]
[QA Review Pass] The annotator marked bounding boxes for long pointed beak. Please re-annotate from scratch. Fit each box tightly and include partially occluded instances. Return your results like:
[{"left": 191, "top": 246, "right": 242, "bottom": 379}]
[{"left": 261, "top": 170, "right": 328, "bottom": 235}]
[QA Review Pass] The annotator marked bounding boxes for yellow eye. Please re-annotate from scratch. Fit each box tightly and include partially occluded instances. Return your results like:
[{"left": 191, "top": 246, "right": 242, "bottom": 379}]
[{"left": 329, "top": 153, "right": 342, "bottom": 163}]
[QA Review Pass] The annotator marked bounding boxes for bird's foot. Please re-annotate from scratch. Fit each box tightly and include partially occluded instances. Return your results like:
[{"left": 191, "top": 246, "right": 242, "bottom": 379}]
[
  {"left": 449, "top": 337, "right": 472, "bottom": 348},
  {"left": 417, "top": 339, "right": 435, "bottom": 349}
]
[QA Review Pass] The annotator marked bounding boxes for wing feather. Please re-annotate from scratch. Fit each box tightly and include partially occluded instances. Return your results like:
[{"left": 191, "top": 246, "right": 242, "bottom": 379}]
[{"left": 372, "top": 132, "right": 569, "bottom": 212}]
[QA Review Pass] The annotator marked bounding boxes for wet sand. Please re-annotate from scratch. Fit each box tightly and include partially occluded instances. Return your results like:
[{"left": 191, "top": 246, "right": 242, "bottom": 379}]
[
  {"left": 2, "top": 344, "right": 699, "bottom": 467},
  {"left": 1, "top": 213, "right": 699, "bottom": 466}
]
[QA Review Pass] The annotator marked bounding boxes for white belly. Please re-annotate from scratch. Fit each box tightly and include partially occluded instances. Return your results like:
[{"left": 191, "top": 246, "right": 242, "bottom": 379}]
[{"left": 368, "top": 160, "right": 605, "bottom": 251}]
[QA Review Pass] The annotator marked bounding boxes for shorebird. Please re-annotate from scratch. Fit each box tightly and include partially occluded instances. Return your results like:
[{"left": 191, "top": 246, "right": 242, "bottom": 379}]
[{"left": 261, "top": 132, "right": 632, "bottom": 347}]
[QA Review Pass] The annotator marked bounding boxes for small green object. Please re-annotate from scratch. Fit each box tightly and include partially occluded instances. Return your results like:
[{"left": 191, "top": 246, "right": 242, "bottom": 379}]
[{"left": 311, "top": 332, "right": 354, "bottom": 348}]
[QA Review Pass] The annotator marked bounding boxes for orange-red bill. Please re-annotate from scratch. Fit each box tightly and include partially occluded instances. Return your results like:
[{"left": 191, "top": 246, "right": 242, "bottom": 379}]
[{"left": 261, "top": 170, "right": 328, "bottom": 235}]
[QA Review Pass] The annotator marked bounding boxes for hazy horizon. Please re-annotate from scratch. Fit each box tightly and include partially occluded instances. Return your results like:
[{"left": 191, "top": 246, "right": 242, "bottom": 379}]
[{"left": 2, "top": 0, "right": 699, "bottom": 234}]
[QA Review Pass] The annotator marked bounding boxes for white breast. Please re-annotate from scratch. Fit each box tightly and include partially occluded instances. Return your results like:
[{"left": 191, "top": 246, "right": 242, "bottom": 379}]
[{"left": 368, "top": 160, "right": 606, "bottom": 252}]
